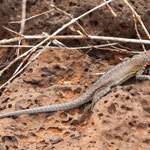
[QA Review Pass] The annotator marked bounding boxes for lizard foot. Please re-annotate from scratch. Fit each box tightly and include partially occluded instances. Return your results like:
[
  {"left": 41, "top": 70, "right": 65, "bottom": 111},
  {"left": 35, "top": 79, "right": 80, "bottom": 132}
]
[{"left": 89, "top": 102, "right": 95, "bottom": 112}]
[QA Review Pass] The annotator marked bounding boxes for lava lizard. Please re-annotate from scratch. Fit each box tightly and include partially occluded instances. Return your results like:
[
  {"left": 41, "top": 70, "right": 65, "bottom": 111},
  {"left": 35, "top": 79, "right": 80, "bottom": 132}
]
[{"left": 1, "top": 50, "right": 150, "bottom": 118}]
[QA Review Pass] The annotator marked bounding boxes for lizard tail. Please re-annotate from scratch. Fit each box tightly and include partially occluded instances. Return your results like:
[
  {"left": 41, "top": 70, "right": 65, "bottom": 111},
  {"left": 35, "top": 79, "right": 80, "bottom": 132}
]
[{"left": 0, "top": 94, "right": 92, "bottom": 118}]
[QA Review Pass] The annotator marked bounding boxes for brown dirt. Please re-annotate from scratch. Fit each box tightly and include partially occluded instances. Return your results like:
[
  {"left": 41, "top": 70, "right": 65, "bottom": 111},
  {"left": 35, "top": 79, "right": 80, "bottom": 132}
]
[{"left": 0, "top": 0, "right": 150, "bottom": 149}]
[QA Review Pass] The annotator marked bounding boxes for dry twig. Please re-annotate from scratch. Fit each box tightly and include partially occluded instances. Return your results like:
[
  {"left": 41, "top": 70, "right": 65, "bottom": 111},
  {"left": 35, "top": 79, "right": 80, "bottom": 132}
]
[
  {"left": 20, "top": 0, "right": 26, "bottom": 34},
  {"left": 1, "top": 34, "right": 150, "bottom": 45},
  {"left": 132, "top": 13, "right": 146, "bottom": 51},
  {"left": 16, "top": 0, "right": 27, "bottom": 56},
  {"left": 0, "top": 43, "right": 117, "bottom": 50},
  {"left": 3, "top": 26, "right": 21, "bottom": 36},
  {"left": 104, "top": 0, "right": 117, "bottom": 17},
  {"left": 10, "top": 10, "right": 54, "bottom": 24}
]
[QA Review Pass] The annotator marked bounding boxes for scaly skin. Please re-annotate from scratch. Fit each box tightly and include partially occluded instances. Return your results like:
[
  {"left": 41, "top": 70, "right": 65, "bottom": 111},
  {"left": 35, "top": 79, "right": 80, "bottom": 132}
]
[{"left": 0, "top": 50, "right": 150, "bottom": 118}]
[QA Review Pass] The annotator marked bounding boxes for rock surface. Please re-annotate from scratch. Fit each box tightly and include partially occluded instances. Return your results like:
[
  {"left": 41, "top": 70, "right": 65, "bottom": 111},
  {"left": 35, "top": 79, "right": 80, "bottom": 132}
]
[{"left": 0, "top": 0, "right": 150, "bottom": 150}]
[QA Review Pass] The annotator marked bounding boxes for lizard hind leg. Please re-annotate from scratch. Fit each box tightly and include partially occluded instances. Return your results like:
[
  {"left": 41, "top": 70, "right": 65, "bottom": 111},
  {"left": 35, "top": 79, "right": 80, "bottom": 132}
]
[
  {"left": 136, "top": 66, "right": 150, "bottom": 80},
  {"left": 90, "top": 86, "right": 111, "bottom": 111}
]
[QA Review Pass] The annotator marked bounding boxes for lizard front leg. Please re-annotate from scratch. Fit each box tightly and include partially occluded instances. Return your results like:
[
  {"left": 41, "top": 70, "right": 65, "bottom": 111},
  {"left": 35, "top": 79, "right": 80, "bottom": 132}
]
[
  {"left": 90, "top": 86, "right": 111, "bottom": 110},
  {"left": 136, "top": 66, "right": 150, "bottom": 80}
]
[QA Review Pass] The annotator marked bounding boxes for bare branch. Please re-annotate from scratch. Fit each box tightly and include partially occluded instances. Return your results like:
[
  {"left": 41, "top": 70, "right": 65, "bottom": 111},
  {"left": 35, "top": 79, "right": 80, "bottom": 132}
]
[
  {"left": 1, "top": 34, "right": 150, "bottom": 45},
  {"left": 20, "top": 0, "right": 27, "bottom": 34},
  {"left": 104, "top": 0, "right": 117, "bottom": 17},
  {"left": 10, "top": 10, "right": 54, "bottom": 24},
  {"left": 3, "top": 26, "right": 21, "bottom": 36},
  {"left": 0, "top": 43, "right": 117, "bottom": 49},
  {"left": 132, "top": 13, "right": 146, "bottom": 51}
]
